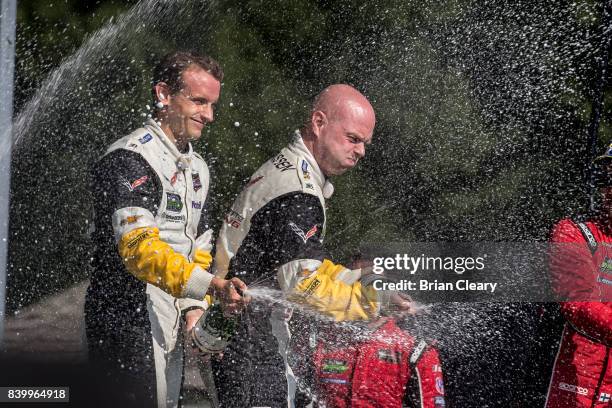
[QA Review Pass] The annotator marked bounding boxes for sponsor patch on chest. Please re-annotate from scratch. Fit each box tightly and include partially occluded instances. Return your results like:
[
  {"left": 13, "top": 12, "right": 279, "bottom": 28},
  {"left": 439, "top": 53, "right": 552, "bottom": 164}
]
[
  {"left": 321, "top": 359, "right": 349, "bottom": 374},
  {"left": 166, "top": 193, "right": 183, "bottom": 213},
  {"left": 162, "top": 213, "right": 186, "bottom": 223},
  {"left": 599, "top": 257, "right": 612, "bottom": 274},
  {"left": 597, "top": 276, "right": 612, "bottom": 285},
  {"left": 377, "top": 349, "right": 402, "bottom": 364},
  {"left": 192, "top": 172, "right": 202, "bottom": 192}
]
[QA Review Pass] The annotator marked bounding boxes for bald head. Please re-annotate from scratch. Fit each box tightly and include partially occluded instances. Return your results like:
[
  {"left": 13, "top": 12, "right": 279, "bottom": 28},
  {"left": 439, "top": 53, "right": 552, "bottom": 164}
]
[
  {"left": 312, "top": 84, "right": 375, "bottom": 123},
  {"left": 302, "top": 84, "right": 376, "bottom": 176}
]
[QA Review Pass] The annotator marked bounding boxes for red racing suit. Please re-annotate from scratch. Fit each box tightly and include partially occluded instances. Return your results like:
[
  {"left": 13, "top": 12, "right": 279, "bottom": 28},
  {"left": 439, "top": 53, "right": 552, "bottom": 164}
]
[
  {"left": 547, "top": 218, "right": 612, "bottom": 408},
  {"left": 313, "top": 318, "right": 446, "bottom": 408}
]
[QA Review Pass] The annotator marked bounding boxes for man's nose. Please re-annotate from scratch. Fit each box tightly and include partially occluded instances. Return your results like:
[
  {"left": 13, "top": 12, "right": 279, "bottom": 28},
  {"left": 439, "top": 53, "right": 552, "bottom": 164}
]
[
  {"left": 200, "top": 104, "right": 214, "bottom": 123},
  {"left": 355, "top": 142, "right": 366, "bottom": 159}
]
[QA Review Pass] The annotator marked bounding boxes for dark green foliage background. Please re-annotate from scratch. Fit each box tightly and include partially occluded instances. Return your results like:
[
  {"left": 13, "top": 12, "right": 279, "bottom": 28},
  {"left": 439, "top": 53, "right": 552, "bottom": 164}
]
[
  {"left": 7, "top": 1, "right": 612, "bottom": 406},
  {"left": 7, "top": 0, "right": 609, "bottom": 309}
]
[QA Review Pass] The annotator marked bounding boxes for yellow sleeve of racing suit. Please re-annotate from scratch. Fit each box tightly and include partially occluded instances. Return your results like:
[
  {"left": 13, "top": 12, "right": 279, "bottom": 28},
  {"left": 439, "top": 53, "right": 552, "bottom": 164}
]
[
  {"left": 193, "top": 248, "right": 213, "bottom": 270},
  {"left": 195, "top": 250, "right": 214, "bottom": 308},
  {"left": 118, "top": 226, "right": 213, "bottom": 299},
  {"left": 289, "top": 259, "right": 379, "bottom": 321}
]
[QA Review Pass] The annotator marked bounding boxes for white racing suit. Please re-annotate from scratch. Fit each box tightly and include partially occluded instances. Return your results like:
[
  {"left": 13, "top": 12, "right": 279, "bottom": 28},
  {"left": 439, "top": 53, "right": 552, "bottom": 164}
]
[
  {"left": 212, "top": 134, "right": 380, "bottom": 407},
  {"left": 85, "top": 119, "right": 214, "bottom": 407}
]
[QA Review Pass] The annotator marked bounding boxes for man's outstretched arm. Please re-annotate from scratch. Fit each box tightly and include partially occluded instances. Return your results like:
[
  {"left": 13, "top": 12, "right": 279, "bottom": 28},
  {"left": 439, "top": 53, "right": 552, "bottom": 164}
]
[{"left": 94, "top": 150, "right": 245, "bottom": 305}]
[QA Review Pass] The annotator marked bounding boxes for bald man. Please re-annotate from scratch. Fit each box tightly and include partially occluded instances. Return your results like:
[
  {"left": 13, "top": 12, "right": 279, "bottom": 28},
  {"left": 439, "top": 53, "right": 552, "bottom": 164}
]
[{"left": 205, "top": 84, "right": 399, "bottom": 407}]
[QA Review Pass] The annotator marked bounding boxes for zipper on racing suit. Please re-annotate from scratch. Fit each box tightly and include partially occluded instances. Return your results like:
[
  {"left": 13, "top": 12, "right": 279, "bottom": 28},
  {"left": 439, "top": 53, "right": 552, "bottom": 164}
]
[
  {"left": 183, "top": 168, "right": 194, "bottom": 260},
  {"left": 172, "top": 169, "right": 196, "bottom": 335}
]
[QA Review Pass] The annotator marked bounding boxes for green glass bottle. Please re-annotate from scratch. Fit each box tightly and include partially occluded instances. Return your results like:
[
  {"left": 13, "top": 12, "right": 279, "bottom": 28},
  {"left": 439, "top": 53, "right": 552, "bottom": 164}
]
[{"left": 191, "top": 302, "right": 239, "bottom": 353}]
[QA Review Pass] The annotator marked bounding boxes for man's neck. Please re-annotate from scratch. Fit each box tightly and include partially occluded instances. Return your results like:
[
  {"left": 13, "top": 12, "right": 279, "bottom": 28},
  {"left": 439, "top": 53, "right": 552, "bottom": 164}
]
[
  {"left": 300, "top": 128, "right": 328, "bottom": 178},
  {"left": 300, "top": 128, "right": 317, "bottom": 160},
  {"left": 159, "top": 121, "right": 189, "bottom": 153}
]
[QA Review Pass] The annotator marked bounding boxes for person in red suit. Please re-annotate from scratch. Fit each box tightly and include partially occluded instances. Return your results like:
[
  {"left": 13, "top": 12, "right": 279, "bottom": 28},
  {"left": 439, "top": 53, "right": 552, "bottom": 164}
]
[
  {"left": 312, "top": 316, "right": 446, "bottom": 408},
  {"left": 546, "top": 145, "right": 612, "bottom": 408}
]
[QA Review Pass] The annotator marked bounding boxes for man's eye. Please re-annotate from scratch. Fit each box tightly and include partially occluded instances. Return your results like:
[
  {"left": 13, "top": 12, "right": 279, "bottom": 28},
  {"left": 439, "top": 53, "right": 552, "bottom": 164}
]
[{"left": 191, "top": 98, "right": 208, "bottom": 106}]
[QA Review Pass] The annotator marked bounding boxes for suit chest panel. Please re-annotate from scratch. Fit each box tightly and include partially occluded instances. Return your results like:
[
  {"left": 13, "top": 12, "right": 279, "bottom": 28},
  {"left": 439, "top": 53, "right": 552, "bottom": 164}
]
[{"left": 151, "top": 152, "right": 207, "bottom": 254}]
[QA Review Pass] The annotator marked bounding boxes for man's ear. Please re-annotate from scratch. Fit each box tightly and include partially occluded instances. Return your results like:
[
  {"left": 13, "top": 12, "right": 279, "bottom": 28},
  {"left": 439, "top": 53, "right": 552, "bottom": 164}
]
[
  {"left": 311, "top": 110, "right": 327, "bottom": 137},
  {"left": 153, "top": 82, "right": 171, "bottom": 108}
]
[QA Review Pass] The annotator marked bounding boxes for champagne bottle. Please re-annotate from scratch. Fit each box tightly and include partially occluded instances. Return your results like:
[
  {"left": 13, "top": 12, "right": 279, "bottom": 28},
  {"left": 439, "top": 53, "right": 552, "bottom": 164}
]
[{"left": 191, "top": 302, "right": 239, "bottom": 353}]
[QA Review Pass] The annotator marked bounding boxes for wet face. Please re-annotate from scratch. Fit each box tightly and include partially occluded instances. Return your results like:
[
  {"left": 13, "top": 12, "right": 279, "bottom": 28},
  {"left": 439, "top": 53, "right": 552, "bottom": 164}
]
[
  {"left": 160, "top": 66, "right": 221, "bottom": 146},
  {"left": 313, "top": 100, "right": 375, "bottom": 176}
]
